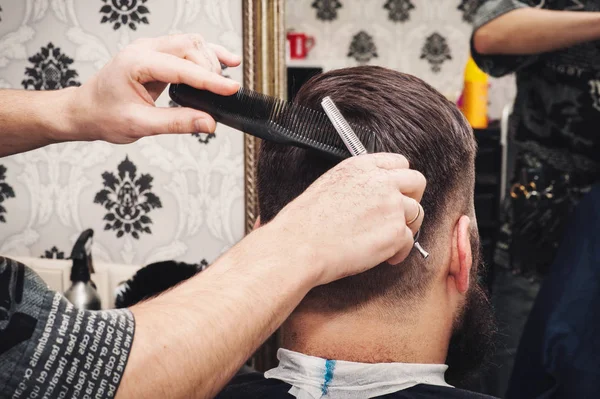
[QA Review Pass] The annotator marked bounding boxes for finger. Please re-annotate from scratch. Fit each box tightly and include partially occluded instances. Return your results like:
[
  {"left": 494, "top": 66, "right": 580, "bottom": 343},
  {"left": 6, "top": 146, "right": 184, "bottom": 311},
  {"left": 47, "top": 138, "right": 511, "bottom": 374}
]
[
  {"left": 134, "top": 52, "right": 239, "bottom": 95},
  {"left": 403, "top": 197, "right": 424, "bottom": 235},
  {"left": 185, "top": 48, "right": 221, "bottom": 75},
  {"left": 187, "top": 37, "right": 222, "bottom": 75},
  {"left": 139, "top": 34, "right": 222, "bottom": 74},
  {"left": 389, "top": 169, "right": 427, "bottom": 201},
  {"left": 209, "top": 43, "right": 242, "bottom": 67},
  {"left": 386, "top": 226, "right": 415, "bottom": 265},
  {"left": 133, "top": 105, "right": 217, "bottom": 135},
  {"left": 367, "top": 153, "right": 410, "bottom": 170}
]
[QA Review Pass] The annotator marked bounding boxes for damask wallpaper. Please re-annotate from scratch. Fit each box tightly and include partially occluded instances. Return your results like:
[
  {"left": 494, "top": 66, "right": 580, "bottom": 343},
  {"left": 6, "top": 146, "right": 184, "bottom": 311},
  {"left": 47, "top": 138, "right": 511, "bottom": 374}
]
[
  {"left": 0, "top": 0, "right": 244, "bottom": 266},
  {"left": 287, "top": 0, "right": 516, "bottom": 119}
]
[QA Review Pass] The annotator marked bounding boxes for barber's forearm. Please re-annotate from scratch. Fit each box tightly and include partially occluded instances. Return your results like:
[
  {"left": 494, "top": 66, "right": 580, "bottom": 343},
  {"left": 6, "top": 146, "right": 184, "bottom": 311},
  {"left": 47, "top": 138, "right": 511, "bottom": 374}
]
[
  {"left": 0, "top": 89, "right": 79, "bottom": 157},
  {"left": 118, "top": 223, "right": 317, "bottom": 399},
  {"left": 474, "top": 8, "right": 600, "bottom": 55}
]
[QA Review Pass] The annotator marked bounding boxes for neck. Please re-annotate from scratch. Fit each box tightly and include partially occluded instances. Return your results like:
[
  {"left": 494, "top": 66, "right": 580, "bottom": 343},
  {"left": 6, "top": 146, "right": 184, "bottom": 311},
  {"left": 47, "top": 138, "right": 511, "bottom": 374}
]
[{"left": 281, "top": 295, "right": 452, "bottom": 365}]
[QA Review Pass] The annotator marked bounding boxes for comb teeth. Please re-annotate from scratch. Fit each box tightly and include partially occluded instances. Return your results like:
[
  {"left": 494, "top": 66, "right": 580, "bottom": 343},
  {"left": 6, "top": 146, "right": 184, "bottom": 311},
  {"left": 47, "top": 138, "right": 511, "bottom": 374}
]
[
  {"left": 170, "top": 84, "right": 377, "bottom": 159},
  {"left": 268, "top": 97, "right": 375, "bottom": 157},
  {"left": 321, "top": 96, "right": 367, "bottom": 156}
]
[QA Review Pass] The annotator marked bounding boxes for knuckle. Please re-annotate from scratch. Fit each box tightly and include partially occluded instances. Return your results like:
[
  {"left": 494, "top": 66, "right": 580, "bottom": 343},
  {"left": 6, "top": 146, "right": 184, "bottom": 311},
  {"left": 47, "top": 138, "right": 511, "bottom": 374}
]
[
  {"left": 380, "top": 230, "right": 397, "bottom": 259},
  {"left": 167, "top": 118, "right": 188, "bottom": 134},
  {"left": 186, "top": 33, "right": 206, "bottom": 50},
  {"left": 414, "top": 170, "right": 427, "bottom": 187},
  {"left": 129, "top": 61, "right": 147, "bottom": 81},
  {"left": 374, "top": 173, "right": 393, "bottom": 194},
  {"left": 385, "top": 227, "right": 410, "bottom": 262},
  {"left": 397, "top": 154, "right": 409, "bottom": 169},
  {"left": 123, "top": 112, "right": 141, "bottom": 136},
  {"left": 121, "top": 105, "right": 137, "bottom": 124},
  {"left": 392, "top": 223, "right": 406, "bottom": 243},
  {"left": 379, "top": 171, "right": 394, "bottom": 185},
  {"left": 384, "top": 192, "right": 402, "bottom": 211},
  {"left": 171, "top": 34, "right": 190, "bottom": 53}
]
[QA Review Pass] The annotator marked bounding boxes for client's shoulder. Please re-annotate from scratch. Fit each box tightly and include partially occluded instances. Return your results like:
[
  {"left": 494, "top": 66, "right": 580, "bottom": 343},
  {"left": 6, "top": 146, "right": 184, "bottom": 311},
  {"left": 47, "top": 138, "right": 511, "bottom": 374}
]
[{"left": 215, "top": 372, "right": 293, "bottom": 399}]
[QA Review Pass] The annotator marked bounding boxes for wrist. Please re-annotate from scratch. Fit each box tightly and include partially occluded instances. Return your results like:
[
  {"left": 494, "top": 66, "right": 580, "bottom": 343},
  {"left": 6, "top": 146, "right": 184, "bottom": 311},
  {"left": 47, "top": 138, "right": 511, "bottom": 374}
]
[
  {"left": 241, "top": 221, "right": 322, "bottom": 293},
  {"left": 42, "top": 87, "right": 86, "bottom": 144}
]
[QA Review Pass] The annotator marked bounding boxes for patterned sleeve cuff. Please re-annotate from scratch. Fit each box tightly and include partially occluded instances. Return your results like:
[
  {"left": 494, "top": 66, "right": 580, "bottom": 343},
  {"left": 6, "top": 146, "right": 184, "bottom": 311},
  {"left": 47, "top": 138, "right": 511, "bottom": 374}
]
[{"left": 472, "top": 0, "right": 530, "bottom": 31}]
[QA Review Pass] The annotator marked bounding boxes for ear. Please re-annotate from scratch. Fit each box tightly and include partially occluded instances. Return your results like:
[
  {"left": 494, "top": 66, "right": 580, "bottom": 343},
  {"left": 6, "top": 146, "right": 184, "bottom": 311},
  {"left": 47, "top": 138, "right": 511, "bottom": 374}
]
[
  {"left": 253, "top": 216, "right": 261, "bottom": 230},
  {"left": 448, "top": 215, "right": 472, "bottom": 295}
]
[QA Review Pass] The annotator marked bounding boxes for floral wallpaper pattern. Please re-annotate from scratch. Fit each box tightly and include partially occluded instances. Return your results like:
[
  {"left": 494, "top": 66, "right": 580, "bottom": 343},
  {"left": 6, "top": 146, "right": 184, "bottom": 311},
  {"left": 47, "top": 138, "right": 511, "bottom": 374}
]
[
  {"left": 348, "top": 31, "right": 378, "bottom": 64},
  {"left": 286, "top": 0, "right": 516, "bottom": 118},
  {"left": 312, "top": 0, "right": 342, "bottom": 21},
  {"left": 384, "top": 0, "right": 415, "bottom": 22},
  {"left": 94, "top": 156, "right": 162, "bottom": 240},
  {"left": 458, "top": 0, "right": 483, "bottom": 23},
  {"left": 41, "top": 246, "right": 65, "bottom": 259},
  {"left": 99, "top": 0, "right": 151, "bottom": 31},
  {"left": 0, "top": 165, "right": 15, "bottom": 224},
  {"left": 0, "top": 0, "right": 244, "bottom": 265},
  {"left": 22, "top": 42, "right": 80, "bottom": 90},
  {"left": 421, "top": 33, "right": 452, "bottom": 73}
]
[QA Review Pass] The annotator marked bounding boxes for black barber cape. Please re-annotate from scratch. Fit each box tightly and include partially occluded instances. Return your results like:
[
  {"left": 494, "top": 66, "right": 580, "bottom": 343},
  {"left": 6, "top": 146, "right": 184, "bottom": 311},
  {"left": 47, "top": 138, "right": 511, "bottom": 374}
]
[{"left": 217, "top": 372, "right": 498, "bottom": 399}]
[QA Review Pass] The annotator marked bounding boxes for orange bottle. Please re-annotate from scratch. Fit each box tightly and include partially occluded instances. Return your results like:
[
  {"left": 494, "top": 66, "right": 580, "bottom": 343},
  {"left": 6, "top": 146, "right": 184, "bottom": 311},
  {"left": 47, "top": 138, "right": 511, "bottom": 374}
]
[{"left": 461, "top": 55, "right": 488, "bottom": 128}]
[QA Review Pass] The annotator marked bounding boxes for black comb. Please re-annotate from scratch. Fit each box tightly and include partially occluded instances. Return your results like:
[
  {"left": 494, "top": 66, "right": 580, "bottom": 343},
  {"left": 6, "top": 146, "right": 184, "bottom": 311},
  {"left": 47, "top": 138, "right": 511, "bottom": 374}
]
[{"left": 169, "top": 84, "right": 376, "bottom": 159}]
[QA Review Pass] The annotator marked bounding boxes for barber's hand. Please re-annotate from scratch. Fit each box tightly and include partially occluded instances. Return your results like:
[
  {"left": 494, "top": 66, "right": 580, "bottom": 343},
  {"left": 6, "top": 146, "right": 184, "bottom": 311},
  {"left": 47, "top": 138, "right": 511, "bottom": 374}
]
[
  {"left": 68, "top": 34, "right": 240, "bottom": 144},
  {"left": 268, "top": 153, "right": 426, "bottom": 286}
]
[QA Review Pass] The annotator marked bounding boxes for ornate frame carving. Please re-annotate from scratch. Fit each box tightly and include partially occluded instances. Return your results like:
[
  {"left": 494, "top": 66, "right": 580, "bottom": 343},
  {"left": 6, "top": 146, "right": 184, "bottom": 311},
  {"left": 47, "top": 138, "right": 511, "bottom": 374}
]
[
  {"left": 243, "top": 0, "right": 286, "bottom": 235},
  {"left": 243, "top": 0, "right": 286, "bottom": 370}
]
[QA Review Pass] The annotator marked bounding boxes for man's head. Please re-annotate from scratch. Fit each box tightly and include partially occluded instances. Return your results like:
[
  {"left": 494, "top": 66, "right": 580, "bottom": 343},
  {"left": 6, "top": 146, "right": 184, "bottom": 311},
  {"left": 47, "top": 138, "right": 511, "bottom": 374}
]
[{"left": 257, "top": 66, "right": 494, "bottom": 383}]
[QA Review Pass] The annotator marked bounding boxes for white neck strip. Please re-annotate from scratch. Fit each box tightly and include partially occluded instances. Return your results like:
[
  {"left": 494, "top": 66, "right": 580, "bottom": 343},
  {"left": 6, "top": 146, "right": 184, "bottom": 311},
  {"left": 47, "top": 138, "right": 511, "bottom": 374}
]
[{"left": 265, "top": 349, "right": 452, "bottom": 399}]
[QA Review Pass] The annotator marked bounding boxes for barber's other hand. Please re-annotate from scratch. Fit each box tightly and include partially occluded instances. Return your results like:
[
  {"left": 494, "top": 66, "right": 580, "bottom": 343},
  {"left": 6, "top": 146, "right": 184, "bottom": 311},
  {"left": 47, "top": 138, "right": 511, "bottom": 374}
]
[
  {"left": 66, "top": 34, "right": 240, "bottom": 144},
  {"left": 267, "top": 153, "right": 426, "bottom": 286}
]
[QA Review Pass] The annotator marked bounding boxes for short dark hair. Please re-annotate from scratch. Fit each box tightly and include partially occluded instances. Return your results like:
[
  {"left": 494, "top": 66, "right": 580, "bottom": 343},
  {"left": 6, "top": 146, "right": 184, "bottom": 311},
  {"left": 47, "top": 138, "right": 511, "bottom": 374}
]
[{"left": 258, "top": 66, "right": 476, "bottom": 310}]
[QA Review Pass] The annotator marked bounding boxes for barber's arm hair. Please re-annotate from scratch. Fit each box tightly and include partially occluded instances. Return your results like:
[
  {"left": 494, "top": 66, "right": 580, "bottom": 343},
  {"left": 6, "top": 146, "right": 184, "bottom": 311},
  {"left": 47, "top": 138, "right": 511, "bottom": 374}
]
[{"left": 0, "top": 89, "right": 77, "bottom": 157}]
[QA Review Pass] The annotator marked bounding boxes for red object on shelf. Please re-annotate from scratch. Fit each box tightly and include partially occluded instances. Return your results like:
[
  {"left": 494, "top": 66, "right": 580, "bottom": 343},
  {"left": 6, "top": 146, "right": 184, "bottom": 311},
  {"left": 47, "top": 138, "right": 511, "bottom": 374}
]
[{"left": 287, "top": 32, "right": 315, "bottom": 60}]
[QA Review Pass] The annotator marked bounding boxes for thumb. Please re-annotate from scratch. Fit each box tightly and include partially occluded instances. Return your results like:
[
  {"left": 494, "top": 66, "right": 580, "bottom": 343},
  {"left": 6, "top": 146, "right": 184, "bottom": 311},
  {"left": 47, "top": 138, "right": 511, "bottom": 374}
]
[{"left": 137, "top": 106, "right": 217, "bottom": 135}]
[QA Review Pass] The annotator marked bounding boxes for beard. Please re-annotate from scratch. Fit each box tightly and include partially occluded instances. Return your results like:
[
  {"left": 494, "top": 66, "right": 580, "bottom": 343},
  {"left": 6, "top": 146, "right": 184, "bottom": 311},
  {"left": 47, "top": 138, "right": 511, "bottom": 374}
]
[{"left": 444, "top": 232, "right": 497, "bottom": 387}]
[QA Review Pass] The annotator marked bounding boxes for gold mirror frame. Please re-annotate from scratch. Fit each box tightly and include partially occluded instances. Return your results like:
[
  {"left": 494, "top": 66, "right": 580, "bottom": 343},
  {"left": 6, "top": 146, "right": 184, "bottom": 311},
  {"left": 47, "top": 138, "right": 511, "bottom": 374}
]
[{"left": 243, "top": 0, "right": 286, "bottom": 371}]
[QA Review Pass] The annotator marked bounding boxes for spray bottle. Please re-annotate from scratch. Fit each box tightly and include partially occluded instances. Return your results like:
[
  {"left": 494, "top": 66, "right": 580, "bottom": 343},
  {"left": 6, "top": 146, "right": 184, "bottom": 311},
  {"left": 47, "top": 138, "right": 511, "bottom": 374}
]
[{"left": 64, "top": 229, "right": 102, "bottom": 310}]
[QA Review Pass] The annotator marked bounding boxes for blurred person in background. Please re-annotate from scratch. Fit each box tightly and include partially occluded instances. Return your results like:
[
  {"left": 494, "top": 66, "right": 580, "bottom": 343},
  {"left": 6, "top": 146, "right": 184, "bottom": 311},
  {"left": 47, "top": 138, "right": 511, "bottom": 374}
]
[{"left": 472, "top": 0, "right": 600, "bottom": 395}]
